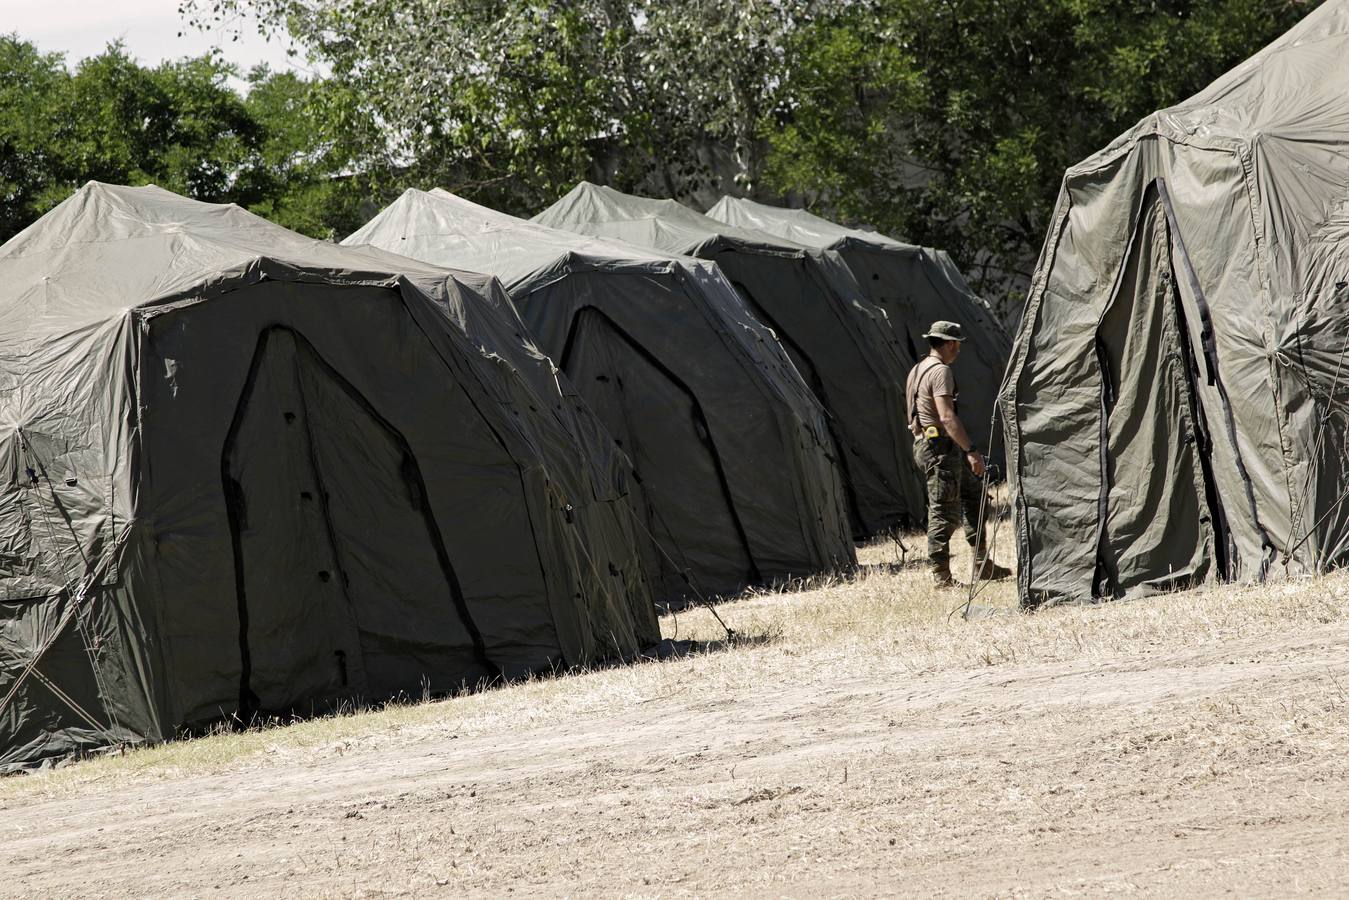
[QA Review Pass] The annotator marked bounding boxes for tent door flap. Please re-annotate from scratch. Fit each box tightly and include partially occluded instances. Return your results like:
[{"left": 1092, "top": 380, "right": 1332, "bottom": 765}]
[{"left": 1091, "top": 187, "right": 1220, "bottom": 597}]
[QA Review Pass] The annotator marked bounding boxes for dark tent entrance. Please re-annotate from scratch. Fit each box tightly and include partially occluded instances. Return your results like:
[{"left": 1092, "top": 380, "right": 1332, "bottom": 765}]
[
  {"left": 223, "top": 326, "right": 493, "bottom": 715},
  {"left": 0, "top": 181, "right": 671, "bottom": 769},
  {"left": 1090, "top": 181, "right": 1228, "bottom": 599},
  {"left": 140, "top": 282, "right": 573, "bottom": 727},
  {"left": 558, "top": 307, "right": 759, "bottom": 600}
]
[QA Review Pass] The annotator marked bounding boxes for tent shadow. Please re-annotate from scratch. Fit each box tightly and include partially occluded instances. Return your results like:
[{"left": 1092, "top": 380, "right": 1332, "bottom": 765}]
[
  {"left": 638, "top": 633, "right": 775, "bottom": 660},
  {"left": 183, "top": 627, "right": 768, "bottom": 743}
]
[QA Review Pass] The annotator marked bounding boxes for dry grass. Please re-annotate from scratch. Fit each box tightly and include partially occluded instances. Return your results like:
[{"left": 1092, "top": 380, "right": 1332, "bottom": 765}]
[
  {"left": 5, "top": 520, "right": 1349, "bottom": 897},
  {"left": 4, "top": 525, "right": 1345, "bottom": 806}
]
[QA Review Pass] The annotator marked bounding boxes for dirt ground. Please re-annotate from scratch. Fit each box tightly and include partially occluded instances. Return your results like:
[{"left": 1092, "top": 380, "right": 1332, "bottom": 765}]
[{"left": 3, "top": 540, "right": 1349, "bottom": 898}]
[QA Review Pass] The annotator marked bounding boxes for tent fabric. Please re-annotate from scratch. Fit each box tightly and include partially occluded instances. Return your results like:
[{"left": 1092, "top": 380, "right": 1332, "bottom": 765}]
[
  {"left": 345, "top": 189, "right": 856, "bottom": 602},
  {"left": 0, "top": 182, "right": 659, "bottom": 770},
  {"left": 1000, "top": 0, "right": 1349, "bottom": 606},
  {"left": 706, "top": 197, "right": 1011, "bottom": 456},
  {"left": 534, "top": 182, "right": 923, "bottom": 536}
]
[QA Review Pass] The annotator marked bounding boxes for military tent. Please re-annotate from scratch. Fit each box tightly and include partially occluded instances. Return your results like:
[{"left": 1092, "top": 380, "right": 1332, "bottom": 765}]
[
  {"left": 0, "top": 182, "right": 658, "bottom": 770},
  {"left": 534, "top": 182, "right": 923, "bottom": 535},
  {"left": 345, "top": 188, "right": 856, "bottom": 602},
  {"left": 1001, "top": 0, "right": 1349, "bottom": 605},
  {"left": 707, "top": 197, "right": 1011, "bottom": 455}
]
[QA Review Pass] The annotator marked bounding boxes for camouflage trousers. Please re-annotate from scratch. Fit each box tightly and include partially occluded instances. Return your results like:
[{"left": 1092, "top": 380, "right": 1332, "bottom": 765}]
[{"left": 913, "top": 435, "right": 990, "bottom": 566}]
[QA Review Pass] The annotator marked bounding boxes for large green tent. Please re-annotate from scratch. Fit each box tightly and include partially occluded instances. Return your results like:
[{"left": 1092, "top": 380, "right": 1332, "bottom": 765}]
[
  {"left": 534, "top": 182, "right": 923, "bottom": 536},
  {"left": 707, "top": 197, "right": 1011, "bottom": 455},
  {"left": 0, "top": 183, "right": 658, "bottom": 770},
  {"left": 1001, "top": 0, "right": 1349, "bottom": 605},
  {"left": 346, "top": 189, "right": 855, "bottom": 603}
]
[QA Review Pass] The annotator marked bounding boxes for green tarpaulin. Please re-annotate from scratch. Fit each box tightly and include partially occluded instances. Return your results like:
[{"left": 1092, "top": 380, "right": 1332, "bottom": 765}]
[
  {"left": 706, "top": 197, "right": 1011, "bottom": 457},
  {"left": 1001, "top": 0, "right": 1349, "bottom": 605},
  {"left": 534, "top": 182, "right": 921, "bottom": 536},
  {"left": 0, "top": 183, "right": 659, "bottom": 769},
  {"left": 346, "top": 188, "right": 855, "bottom": 603}
]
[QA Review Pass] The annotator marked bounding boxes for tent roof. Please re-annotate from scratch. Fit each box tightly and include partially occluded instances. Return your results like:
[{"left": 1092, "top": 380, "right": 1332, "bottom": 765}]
[
  {"left": 0, "top": 182, "right": 503, "bottom": 349},
  {"left": 706, "top": 196, "right": 914, "bottom": 254},
  {"left": 1090, "top": 0, "right": 1349, "bottom": 165},
  {"left": 1071, "top": 0, "right": 1349, "bottom": 309},
  {"left": 532, "top": 182, "right": 812, "bottom": 258},
  {"left": 345, "top": 188, "right": 721, "bottom": 292}
]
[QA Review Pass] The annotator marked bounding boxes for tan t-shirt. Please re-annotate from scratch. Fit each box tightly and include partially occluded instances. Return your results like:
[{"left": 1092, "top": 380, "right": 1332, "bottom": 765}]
[{"left": 906, "top": 356, "right": 957, "bottom": 438}]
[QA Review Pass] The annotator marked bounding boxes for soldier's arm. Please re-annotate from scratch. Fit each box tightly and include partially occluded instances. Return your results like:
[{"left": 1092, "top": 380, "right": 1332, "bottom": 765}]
[{"left": 933, "top": 394, "right": 986, "bottom": 476}]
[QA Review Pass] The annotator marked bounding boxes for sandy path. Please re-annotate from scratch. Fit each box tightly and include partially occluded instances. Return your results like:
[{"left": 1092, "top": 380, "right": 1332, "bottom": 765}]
[{"left": 4, "top": 621, "right": 1348, "bottom": 898}]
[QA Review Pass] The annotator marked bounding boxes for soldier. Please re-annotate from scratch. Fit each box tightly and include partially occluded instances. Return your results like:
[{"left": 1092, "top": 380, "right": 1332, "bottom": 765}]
[{"left": 905, "top": 321, "right": 1012, "bottom": 587}]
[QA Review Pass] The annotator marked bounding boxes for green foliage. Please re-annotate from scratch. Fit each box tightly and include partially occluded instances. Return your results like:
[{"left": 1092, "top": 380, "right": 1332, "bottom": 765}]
[
  {"left": 238, "top": 68, "right": 380, "bottom": 238},
  {"left": 636, "top": 1, "right": 809, "bottom": 195},
  {"left": 176, "top": 0, "right": 1314, "bottom": 315},
  {"left": 759, "top": 14, "right": 925, "bottom": 227},
  {"left": 49, "top": 49, "right": 259, "bottom": 203},
  {"left": 178, "top": 0, "right": 820, "bottom": 211},
  {"left": 0, "top": 36, "right": 376, "bottom": 242},
  {"left": 0, "top": 37, "right": 67, "bottom": 238},
  {"left": 760, "top": 0, "right": 1314, "bottom": 317},
  {"left": 3, "top": 2, "right": 1322, "bottom": 300},
  {"left": 181, "top": 1, "right": 640, "bottom": 212}
]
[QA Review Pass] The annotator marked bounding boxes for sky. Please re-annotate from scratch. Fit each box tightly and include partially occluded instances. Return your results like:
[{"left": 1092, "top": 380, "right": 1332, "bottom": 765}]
[{"left": 7, "top": 0, "right": 315, "bottom": 76}]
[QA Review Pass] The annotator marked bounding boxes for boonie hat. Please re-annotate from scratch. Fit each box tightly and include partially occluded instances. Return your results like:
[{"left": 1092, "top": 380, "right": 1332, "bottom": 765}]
[{"left": 923, "top": 320, "right": 965, "bottom": 342}]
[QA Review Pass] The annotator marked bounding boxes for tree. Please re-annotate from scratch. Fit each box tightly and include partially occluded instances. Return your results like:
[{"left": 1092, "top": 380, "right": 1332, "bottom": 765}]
[
  {"left": 182, "top": 1, "right": 627, "bottom": 212},
  {"left": 239, "top": 67, "right": 381, "bottom": 238},
  {"left": 0, "top": 37, "right": 68, "bottom": 239},
  {"left": 180, "top": 0, "right": 1316, "bottom": 314},
  {"left": 0, "top": 38, "right": 375, "bottom": 243},
  {"left": 0, "top": 41, "right": 267, "bottom": 240},
  {"left": 759, "top": 0, "right": 1315, "bottom": 320},
  {"left": 50, "top": 48, "right": 260, "bottom": 203},
  {"left": 178, "top": 0, "right": 818, "bottom": 212}
]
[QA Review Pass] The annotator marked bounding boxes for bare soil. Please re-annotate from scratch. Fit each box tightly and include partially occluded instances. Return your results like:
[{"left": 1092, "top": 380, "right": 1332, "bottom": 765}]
[{"left": 4, "top": 593, "right": 1348, "bottom": 898}]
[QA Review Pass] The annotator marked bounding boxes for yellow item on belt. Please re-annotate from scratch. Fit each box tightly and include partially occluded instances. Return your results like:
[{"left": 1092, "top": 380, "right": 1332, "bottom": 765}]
[{"left": 924, "top": 425, "right": 940, "bottom": 440}]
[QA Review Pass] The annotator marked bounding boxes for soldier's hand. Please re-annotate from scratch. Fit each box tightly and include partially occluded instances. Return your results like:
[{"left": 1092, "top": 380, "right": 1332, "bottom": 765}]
[{"left": 966, "top": 450, "right": 986, "bottom": 477}]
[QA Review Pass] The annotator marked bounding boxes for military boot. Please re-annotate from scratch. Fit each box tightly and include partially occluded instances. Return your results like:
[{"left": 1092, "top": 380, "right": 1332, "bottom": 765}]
[
  {"left": 929, "top": 558, "right": 956, "bottom": 588},
  {"left": 975, "top": 557, "right": 1013, "bottom": 581}
]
